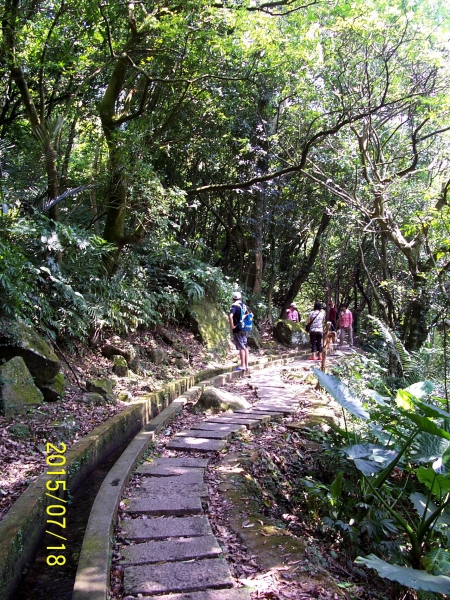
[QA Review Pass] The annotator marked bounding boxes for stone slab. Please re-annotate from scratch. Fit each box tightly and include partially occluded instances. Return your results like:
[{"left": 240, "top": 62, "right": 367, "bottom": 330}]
[
  {"left": 146, "top": 457, "right": 210, "bottom": 468},
  {"left": 232, "top": 411, "right": 272, "bottom": 423},
  {"left": 136, "top": 463, "right": 206, "bottom": 477},
  {"left": 137, "top": 481, "right": 209, "bottom": 498},
  {"left": 166, "top": 437, "right": 227, "bottom": 452},
  {"left": 255, "top": 404, "right": 297, "bottom": 414},
  {"left": 121, "top": 515, "right": 213, "bottom": 541},
  {"left": 175, "top": 429, "right": 233, "bottom": 440},
  {"left": 121, "top": 534, "right": 222, "bottom": 565},
  {"left": 191, "top": 423, "right": 246, "bottom": 434},
  {"left": 205, "top": 417, "right": 261, "bottom": 429},
  {"left": 241, "top": 408, "right": 283, "bottom": 417},
  {"left": 123, "top": 557, "right": 234, "bottom": 595},
  {"left": 256, "top": 390, "right": 296, "bottom": 400},
  {"left": 137, "top": 473, "right": 205, "bottom": 486},
  {"left": 125, "top": 495, "right": 203, "bottom": 516},
  {"left": 154, "top": 590, "right": 251, "bottom": 600}
]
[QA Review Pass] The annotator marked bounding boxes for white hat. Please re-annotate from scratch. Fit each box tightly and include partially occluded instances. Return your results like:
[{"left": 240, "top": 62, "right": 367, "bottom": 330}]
[{"left": 232, "top": 291, "right": 242, "bottom": 300}]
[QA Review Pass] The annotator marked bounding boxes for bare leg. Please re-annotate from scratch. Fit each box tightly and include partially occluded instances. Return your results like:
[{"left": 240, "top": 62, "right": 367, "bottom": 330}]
[{"left": 239, "top": 349, "right": 246, "bottom": 369}]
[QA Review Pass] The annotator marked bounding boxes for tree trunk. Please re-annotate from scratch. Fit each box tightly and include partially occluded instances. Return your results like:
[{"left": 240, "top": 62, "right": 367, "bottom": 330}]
[
  {"left": 280, "top": 210, "right": 332, "bottom": 317},
  {"left": 402, "top": 280, "right": 430, "bottom": 351}
]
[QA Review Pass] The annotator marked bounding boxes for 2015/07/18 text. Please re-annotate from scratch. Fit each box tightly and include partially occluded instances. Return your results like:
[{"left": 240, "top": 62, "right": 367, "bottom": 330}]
[{"left": 45, "top": 442, "right": 67, "bottom": 566}]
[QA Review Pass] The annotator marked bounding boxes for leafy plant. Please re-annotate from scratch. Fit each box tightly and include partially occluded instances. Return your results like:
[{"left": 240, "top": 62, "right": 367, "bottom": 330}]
[{"left": 313, "top": 366, "right": 450, "bottom": 594}]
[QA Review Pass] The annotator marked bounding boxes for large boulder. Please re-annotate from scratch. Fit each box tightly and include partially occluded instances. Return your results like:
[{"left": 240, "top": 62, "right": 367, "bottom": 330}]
[
  {"left": 86, "top": 377, "right": 116, "bottom": 402},
  {"left": 273, "top": 320, "right": 307, "bottom": 347},
  {"left": 146, "top": 347, "right": 167, "bottom": 365},
  {"left": 112, "top": 355, "right": 128, "bottom": 377},
  {"left": 39, "top": 372, "right": 66, "bottom": 401},
  {"left": 101, "top": 343, "right": 136, "bottom": 364},
  {"left": 247, "top": 327, "right": 262, "bottom": 349},
  {"left": 194, "top": 387, "right": 251, "bottom": 413},
  {"left": 0, "top": 356, "right": 44, "bottom": 418},
  {"left": 187, "top": 297, "right": 229, "bottom": 351},
  {"left": 0, "top": 318, "right": 60, "bottom": 386}
]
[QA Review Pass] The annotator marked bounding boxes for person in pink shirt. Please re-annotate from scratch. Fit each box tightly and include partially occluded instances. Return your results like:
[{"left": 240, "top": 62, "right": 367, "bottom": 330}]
[
  {"left": 338, "top": 303, "right": 353, "bottom": 347},
  {"left": 285, "top": 303, "right": 299, "bottom": 322}
]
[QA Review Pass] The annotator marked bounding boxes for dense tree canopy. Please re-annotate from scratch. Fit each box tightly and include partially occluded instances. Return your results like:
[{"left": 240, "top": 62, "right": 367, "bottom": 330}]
[{"left": 0, "top": 0, "right": 449, "bottom": 351}]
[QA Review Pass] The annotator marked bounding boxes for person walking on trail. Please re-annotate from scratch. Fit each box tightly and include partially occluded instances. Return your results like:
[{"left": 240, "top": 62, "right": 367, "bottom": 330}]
[
  {"left": 328, "top": 300, "right": 337, "bottom": 331},
  {"left": 307, "top": 301, "right": 326, "bottom": 361},
  {"left": 338, "top": 303, "right": 353, "bottom": 347},
  {"left": 229, "top": 291, "right": 250, "bottom": 372},
  {"left": 286, "top": 302, "right": 299, "bottom": 322}
]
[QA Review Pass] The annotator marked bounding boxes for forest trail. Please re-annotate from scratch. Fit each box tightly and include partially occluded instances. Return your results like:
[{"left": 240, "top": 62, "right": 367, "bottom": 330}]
[{"left": 105, "top": 353, "right": 352, "bottom": 599}]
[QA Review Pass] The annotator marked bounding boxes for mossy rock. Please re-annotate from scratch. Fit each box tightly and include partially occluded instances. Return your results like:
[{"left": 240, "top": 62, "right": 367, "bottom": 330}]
[
  {"left": 247, "top": 328, "right": 262, "bottom": 349},
  {"left": 194, "top": 387, "right": 251, "bottom": 413},
  {"left": 86, "top": 377, "right": 116, "bottom": 401},
  {"left": 112, "top": 355, "right": 128, "bottom": 377},
  {"left": 147, "top": 348, "right": 167, "bottom": 365},
  {"left": 101, "top": 343, "right": 136, "bottom": 364},
  {"left": 0, "top": 318, "right": 60, "bottom": 385},
  {"left": 39, "top": 372, "right": 65, "bottom": 401},
  {"left": 0, "top": 356, "right": 44, "bottom": 418},
  {"left": 80, "top": 392, "right": 109, "bottom": 405},
  {"left": 273, "top": 319, "right": 306, "bottom": 347},
  {"left": 187, "top": 297, "right": 229, "bottom": 351}
]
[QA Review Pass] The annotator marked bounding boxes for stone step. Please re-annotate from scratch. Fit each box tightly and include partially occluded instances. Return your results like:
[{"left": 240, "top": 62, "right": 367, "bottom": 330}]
[
  {"left": 166, "top": 437, "right": 228, "bottom": 453},
  {"left": 174, "top": 429, "right": 234, "bottom": 440},
  {"left": 123, "top": 557, "right": 235, "bottom": 596},
  {"left": 240, "top": 407, "right": 284, "bottom": 417},
  {"left": 121, "top": 515, "right": 213, "bottom": 541},
  {"left": 232, "top": 411, "right": 273, "bottom": 423},
  {"left": 190, "top": 422, "right": 246, "bottom": 434},
  {"left": 254, "top": 404, "right": 297, "bottom": 414},
  {"left": 146, "top": 457, "right": 210, "bottom": 468},
  {"left": 154, "top": 589, "right": 252, "bottom": 600},
  {"left": 204, "top": 416, "right": 261, "bottom": 429},
  {"left": 121, "top": 534, "right": 223, "bottom": 565},
  {"left": 136, "top": 463, "right": 206, "bottom": 478},
  {"left": 124, "top": 495, "right": 203, "bottom": 516},
  {"left": 137, "top": 481, "right": 209, "bottom": 498}
]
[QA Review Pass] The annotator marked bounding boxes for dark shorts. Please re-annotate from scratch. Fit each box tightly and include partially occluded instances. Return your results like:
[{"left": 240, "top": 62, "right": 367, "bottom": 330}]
[{"left": 233, "top": 331, "right": 248, "bottom": 350}]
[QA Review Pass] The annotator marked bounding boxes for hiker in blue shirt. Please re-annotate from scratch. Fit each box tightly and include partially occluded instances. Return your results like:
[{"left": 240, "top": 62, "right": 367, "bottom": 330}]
[{"left": 229, "top": 291, "right": 251, "bottom": 372}]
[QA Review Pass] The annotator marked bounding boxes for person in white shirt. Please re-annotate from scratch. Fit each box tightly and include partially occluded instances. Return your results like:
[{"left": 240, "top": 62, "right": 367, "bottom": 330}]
[{"left": 307, "top": 301, "right": 326, "bottom": 360}]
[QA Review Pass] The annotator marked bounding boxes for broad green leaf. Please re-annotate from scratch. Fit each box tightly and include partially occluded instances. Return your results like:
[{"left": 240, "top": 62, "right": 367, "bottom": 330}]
[
  {"left": 396, "top": 390, "right": 415, "bottom": 411},
  {"left": 398, "top": 410, "right": 450, "bottom": 441},
  {"left": 423, "top": 549, "right": 450, "bottom": 576},
  {"left": 413, "top": 399, "right": 450, "bottom": 420},
  {"left": 313, "top": 369, "right": 369, "bottom": 420},
  {"left": 410, "top": 492, "right": 450, "bottom": 527},
  {"left": 366, "top": 390, "right": 389, "bottom": 406},
  {"left": 412, "top": 432, "right": 450, "bottom": 465},
  {"left": 330, "top": 472, "right": 343, "bottom": 500},
  {"left": 354, "top": 458, "right": 384, "bottom": 476},
  {"left": 417, "top": 467, "right": 450, "bottom": 497},
  {"left": 355, "top": 554, "right": 450, "bottom": 593},
  {"left": 443, "top": 444, "right": 450, "bottom": 471},
  {"left": 404, "top": 381, "right": 434, "bottom": 399},
  {"left": 342, "top": 444, "right": 371, "bottom": 459}
]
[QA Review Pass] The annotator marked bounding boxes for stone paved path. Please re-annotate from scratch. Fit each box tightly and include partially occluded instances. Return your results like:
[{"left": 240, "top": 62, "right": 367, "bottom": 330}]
[{"left": 119, "top": 362, "right": 306, "bottom": 599}]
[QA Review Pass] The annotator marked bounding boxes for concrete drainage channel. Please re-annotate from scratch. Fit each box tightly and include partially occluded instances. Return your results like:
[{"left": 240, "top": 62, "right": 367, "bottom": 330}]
[
  {"left": 0, "top": 353, "right": 304, "bottom": 600},
  {"left": 73, "top": 357, "right": 306, "bottom": 600}
]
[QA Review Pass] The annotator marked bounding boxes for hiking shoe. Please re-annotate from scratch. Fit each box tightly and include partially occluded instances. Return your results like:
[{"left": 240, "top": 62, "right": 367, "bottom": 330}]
[{"left": 235, "top": 367, "right": 246, "bottom": 371}]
